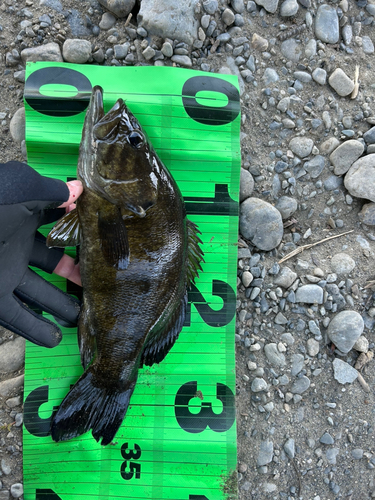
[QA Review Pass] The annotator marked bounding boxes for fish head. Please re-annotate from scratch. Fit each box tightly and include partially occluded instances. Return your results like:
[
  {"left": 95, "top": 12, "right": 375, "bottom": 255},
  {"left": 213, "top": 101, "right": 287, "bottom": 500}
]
[{"left": 79, "top": 86, "right": 158, "bottom": 217}]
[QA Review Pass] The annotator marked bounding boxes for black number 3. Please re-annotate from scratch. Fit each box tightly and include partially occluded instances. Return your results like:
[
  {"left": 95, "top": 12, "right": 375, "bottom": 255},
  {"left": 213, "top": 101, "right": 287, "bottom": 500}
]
[{"left": 175, "top": 381, "right": 235, "bottom": 433}]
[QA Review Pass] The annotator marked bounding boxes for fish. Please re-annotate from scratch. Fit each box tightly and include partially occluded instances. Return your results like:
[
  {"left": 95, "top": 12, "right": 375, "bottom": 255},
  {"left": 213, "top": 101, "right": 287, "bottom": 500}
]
[{"left": 47, "top": 86, "right": 204, "bottom": 446}]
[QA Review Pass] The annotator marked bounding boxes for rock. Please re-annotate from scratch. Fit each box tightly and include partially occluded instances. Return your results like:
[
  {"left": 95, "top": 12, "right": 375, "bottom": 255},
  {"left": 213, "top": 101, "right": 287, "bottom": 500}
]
[
  {"left": 138, "top": 0, "right": 199, "bottom": 45},
  {"left": 262, "top": 68, "right": 279, "bottom": 85},
  {"left": 320, "top": 432, "right": 334, "bottom": 445},
  {"left": 323, "top": 175, "right": 343, "bottom": 191},
  {"left": 280, "top": 38, "right": 302, "bottom": 62},
  {"left": 98, "top": 0, "right": 136, "bottom": 17},
  {"left": 203, "top": 0, "right": 218, "bottom": 14},
  {"left": 330, "top": 253, "right": 355, "bottom": 275},
  {"left": 330, "top": 140, "right": 365, "bottom": 176},
  {"left": 291, "top": 353, "right": 305, "bottom": 376},
  {"left": 332, "top": 358, "right": 358, "bottom": 384},
  {"left": 307, "top": 338, "right": 320, "bottom": 356},
  {"left": 1, "top": 459, "right": 11, "bottom": 475},
  {"left": 231, "top": 0, "right": 245, "bottom": 13},
  {"left": 351, "top": 449, "right": 364, "bottom": 459},
  {"left": 284, "top": 438, "right": 295, "bottom": 458},
  {"left": 99, "top": 12, "right": 117, "bottom": 30},
  {"left": 239, "top": 198, "right": 283, "bottom": 251},
  {"left": 251, "top": 377, "right": 267, "bottom": 392},
  {"left": 222, "top": 8, "right": 235, "bottom": 25},
  {"left": 328, "top": 68, "right": 355, "bottom": 97},
  {"left": 6, "top": 396, "right": 21, "bottom": 408},
  {"left": 289, "top": 137, "right": 314, "bottom": 158},
  {"left": 290, "top": 376, "right": 310, "bottom": 394},
  {"left": 321, "top": 137, "right": 340, "bottom": 155},
  {"left": 0, "top": 375, "right": 24, "bottom": 397},
  {"left": 364, "top": 126, "right": 375, "bottom": 145},
  {"left": 63, "top": 39, "right": 92, "bottom": 63},
  {"left": 280, "top": 0, "right": 298, "bottom": 17},
  {"left": 240, "top": 169, "right": 254, "bottom": 201},
  {"left": 304, "top": 155, "right": 325, "bottom": 178},
  {"left": 295, "top": 285, "right": 323, "bottom": 304},
  {"left": 312, "top": 67, "right": 327, "bottom": 85},
  {"left": 257, "top": 439, "right": 274, "bottom": 466},
  {"left": 161, "top": 42, "right": 173, "bottom": 58},
  {"left": 273, "top": 266, "right": 297, "bottom": 288},
  {"left": 114, "top": 43, "right": 129, "bottom": 59},
  {"left": 326, "top": 448, "right": 340, "bottom": 465},
  {"left": 264, "top": 343, "right": 286, "bottom": 367},
  {"left": 10, "top": 483, "right": 23, "bottom": 499},
  {"left": 327, "top": 311, "right": 364, "bottom": 353},
  {"left": 252, "top": 33, "right": 269, "bottom": 52},
  {"left": 242, "top": 271, "right": 253, "bottom": 287},
  {"left": 275, "top": 196, "right": 297, "bottom": 219},
  {"left": 21, "top": 42, "right": 63, "bottom": 63},
  {"left": 315, "top": 4, "right": 339, "bottom": 44},
  {"left": 362, "top": 36, "right": 374, "bottom": 54},
  {"left": 344, "top": 154, "right": 375, "bottom": 202},
  {"left": 254, "top": 0, "right": 279, "bottom": 14},
  {"left": 10, "top": 108, "right": 25, "bottom": 144},
  {"left": 171, "top": 55, "right": 192, "bottom": 67},
  {"left": 0, "top": 337, "right": 25, "bottom": 373},
  {"left": 353, "top": 336, "right": 369, "bottom": 353}
]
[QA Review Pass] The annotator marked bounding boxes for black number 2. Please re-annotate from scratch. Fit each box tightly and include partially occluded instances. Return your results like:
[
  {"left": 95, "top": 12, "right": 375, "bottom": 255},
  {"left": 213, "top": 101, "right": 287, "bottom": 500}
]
[{"left": 120, "top": 443, "right": 142, "bottom": 480}]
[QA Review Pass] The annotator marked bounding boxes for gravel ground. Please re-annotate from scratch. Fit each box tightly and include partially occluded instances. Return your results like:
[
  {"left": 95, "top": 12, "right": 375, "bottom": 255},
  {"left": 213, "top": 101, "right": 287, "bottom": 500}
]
[{"left": 1, "top": 0, "right": 375, "bottom": 499}]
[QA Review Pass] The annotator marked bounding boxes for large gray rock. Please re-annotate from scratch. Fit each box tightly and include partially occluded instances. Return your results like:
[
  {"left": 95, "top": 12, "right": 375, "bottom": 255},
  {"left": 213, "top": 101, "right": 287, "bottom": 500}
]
[
  {"left": 330, "top": 140, "right": 365, "bottom": 176},
  {"left": 138, "top": 0, "right": 199, "bottom": 45},
  {"left": 289, "top": 137, "right": 314, "bottom": 158},
  {"left": 254, "top": 0, "right": 279, "bottom": 13},
  {"left": 327, "top": 311, "right": 364, "bottom": 354},
  {"left": 332, "top": 358, "right": 358, "bottom": 384},
  {"left": 240, "top": 198, "right": 283, "bottom": 251},
  {"left": 0, "top": 337, "right": 25, "bottom": 373},
  {"left": 10, "top": 108, "right": 25, "bottom": 144},
  {"left": 98, "top": 0, "right": 136, "bottom": 17},
  {"left": 344, "top": 154, "right": 375, "bottom": 202},
  {"left": 295, "top": 284, "right": 323, "bottom": 304},
  {"left": 330, "top": 253, "right": 355, "bottom": 275},
  {"left": 240, "top": 169, "right": 254, "bottom": 202},
  {"left": 21, "top": 42, "right": 63, "bottom": 63},
  {"left": 0, "top": 374, "right": 24, "bottom": 397},
  {"left": 63, "top": 39, "right": 92, "bottom": 63},
  {"left": 314, "top": 4, "right": 339, "bottom": 44},
  {"left": 264, "top": 343, "right": 286, "bottom": 367},
  {"left": 257, "top": 439, "right": 274, "bottom": 466},
  {"left": 328, "top": 68, "right": 354, "bottom": 97}
]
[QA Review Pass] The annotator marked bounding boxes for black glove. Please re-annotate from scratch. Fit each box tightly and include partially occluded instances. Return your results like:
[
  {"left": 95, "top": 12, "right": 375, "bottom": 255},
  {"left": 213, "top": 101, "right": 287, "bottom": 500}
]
[{"left": 0, "top": 161, "right": 80, "bottom": 348}]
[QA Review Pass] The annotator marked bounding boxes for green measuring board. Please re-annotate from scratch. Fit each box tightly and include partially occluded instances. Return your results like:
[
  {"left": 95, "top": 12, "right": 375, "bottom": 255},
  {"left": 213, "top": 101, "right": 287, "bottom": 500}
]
[{"left": 23, "top": 63, "right": 241, "bottom": 500}]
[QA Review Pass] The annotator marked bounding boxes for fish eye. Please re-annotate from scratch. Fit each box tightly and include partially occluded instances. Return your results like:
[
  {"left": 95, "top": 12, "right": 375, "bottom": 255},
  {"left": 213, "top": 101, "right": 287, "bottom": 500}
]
[{"left": 128, "top": 131, "right": 144, "bottom": 149}]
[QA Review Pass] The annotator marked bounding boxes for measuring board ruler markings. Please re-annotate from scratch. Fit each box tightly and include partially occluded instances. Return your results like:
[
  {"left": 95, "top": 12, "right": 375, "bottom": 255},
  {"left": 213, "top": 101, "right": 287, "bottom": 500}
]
[{"left": 23, "top": 63, "right": 241, "bottom": 500}]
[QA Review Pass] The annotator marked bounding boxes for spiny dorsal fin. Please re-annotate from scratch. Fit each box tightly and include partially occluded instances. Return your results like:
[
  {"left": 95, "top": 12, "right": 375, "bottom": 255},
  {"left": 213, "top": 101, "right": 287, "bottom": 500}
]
[
  {"left": 47, "top": 208, "right": 81, "bottom": 248},
  {"left": 186, "top": 219, "right": 204, "bottom": 286}
]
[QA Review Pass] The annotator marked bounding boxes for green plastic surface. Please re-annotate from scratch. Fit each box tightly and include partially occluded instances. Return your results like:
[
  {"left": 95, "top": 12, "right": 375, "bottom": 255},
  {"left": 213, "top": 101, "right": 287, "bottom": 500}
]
[{"left": 23, "top": 63, "right": 241, "bottom": 500}]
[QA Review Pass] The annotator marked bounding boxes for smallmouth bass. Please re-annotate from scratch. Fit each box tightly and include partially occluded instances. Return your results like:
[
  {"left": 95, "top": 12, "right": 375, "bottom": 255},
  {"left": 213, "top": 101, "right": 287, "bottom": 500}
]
[{"left": 47, "top": 86, "right": 204, "bottom": 445}]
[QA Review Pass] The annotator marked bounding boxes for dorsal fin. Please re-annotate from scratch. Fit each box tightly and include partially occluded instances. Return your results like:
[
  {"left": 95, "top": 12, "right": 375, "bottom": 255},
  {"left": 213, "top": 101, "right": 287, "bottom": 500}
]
[{"left": 186, "top": 219, "right": 204, "bottom": 286}]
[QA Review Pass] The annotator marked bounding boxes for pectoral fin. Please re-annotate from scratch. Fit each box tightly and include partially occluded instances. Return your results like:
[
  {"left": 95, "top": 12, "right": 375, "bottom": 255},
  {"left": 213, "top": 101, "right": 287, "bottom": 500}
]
[
  {"left": 141, "top": 294, "right": 188, "bottom": 367},
  {"left": 46, "top": 209, "right": 81, "bottom": 248},
  {"left": 98, "top": 209, "right": 130, "bottom": 270},
  {"left": 186, "top": 219, "right": 204, "bottom": 286}
]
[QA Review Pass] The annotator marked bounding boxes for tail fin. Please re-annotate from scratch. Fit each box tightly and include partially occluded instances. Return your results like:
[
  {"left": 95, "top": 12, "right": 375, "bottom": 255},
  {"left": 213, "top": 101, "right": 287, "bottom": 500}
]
[{"left": 51, "top": 368, "right": 135, "bottom": 445}]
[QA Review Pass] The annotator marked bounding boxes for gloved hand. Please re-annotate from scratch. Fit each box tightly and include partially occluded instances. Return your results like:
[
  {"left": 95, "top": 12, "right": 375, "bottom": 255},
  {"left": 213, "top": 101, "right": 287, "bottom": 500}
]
[{"left": 0, "top": 161, "right": 83, "bottom": 348}]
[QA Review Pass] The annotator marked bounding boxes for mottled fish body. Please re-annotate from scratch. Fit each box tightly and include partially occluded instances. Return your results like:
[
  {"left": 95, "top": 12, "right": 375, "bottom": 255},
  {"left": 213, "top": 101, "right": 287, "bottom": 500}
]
[{"left": 47, "top": 86, "right": 203, "bottom": 445}]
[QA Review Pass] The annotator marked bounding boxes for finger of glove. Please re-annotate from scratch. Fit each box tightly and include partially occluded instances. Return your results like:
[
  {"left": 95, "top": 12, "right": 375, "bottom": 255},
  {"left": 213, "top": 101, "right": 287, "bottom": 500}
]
[
  {"left": 0, "top": 295, "right": 62, "bottom": 348},
  {"left": 0, "top": 161, "right": 69, "bottom": 210},
  {"left": 30, "top": 232, "right": 64, "bottom": 274},
  {"left": 15, "top": 268, "right": 80, "bottom": 327}
]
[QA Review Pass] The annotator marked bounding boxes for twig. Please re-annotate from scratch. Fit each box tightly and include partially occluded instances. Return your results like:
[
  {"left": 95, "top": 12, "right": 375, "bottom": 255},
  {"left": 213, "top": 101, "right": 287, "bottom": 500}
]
[
  {"left": 278, "top": 230, "right": 354, "bottom": 264},
  {"left": 290, "top": 457, "right": 302, "bottom": 497},
  {"left": 124, "top": 13, "right": 132, "bottom": 27},
  {"left": 363, "top": 280, "right": 375, "bottom": 289},
  {"left": 351, "top": 65, "right": 360, "bottom": 99},
  {"left": 357, "top": 372, "right": 370, "bottom": 393}
]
